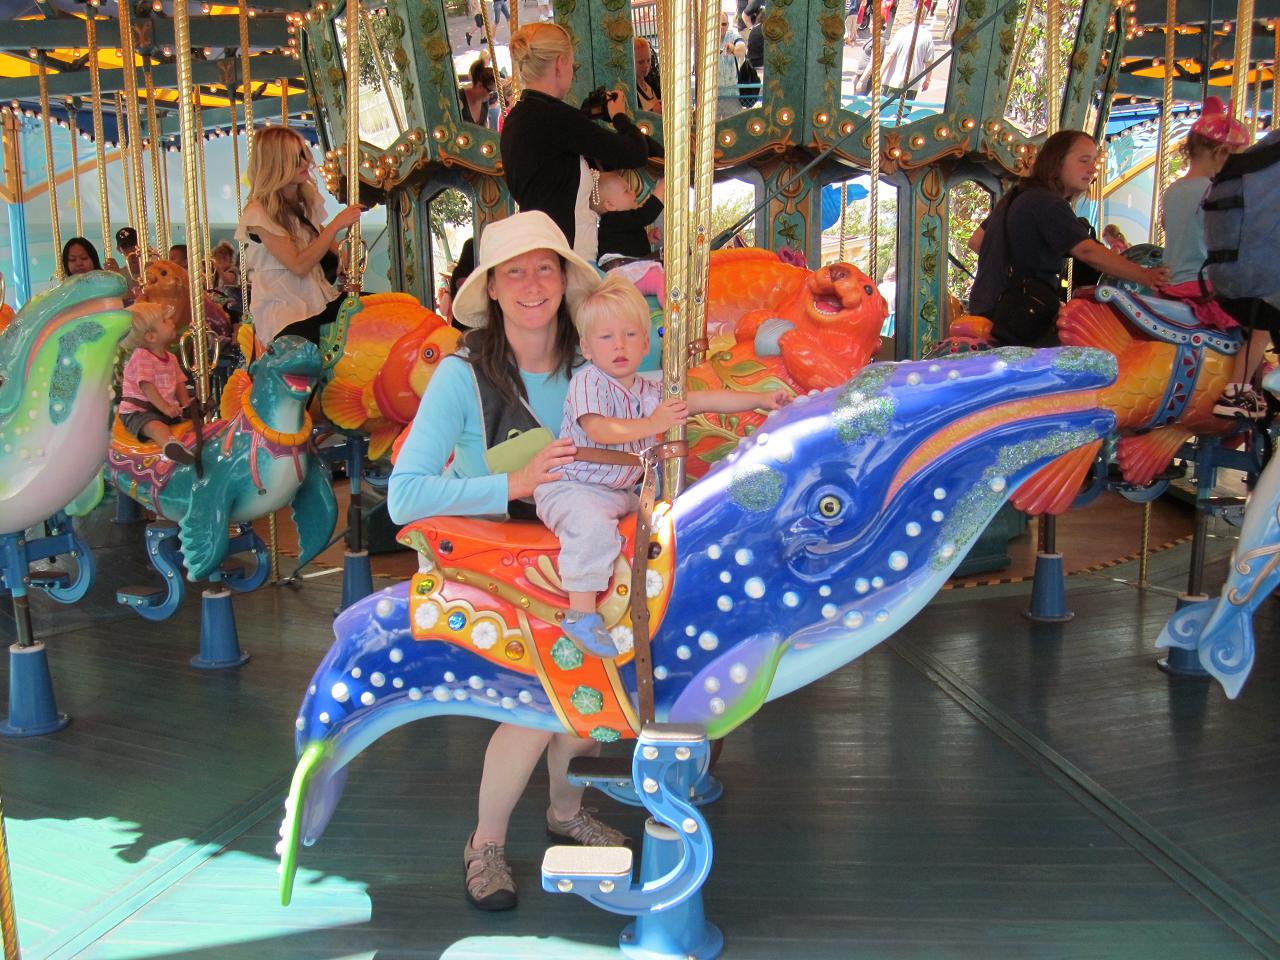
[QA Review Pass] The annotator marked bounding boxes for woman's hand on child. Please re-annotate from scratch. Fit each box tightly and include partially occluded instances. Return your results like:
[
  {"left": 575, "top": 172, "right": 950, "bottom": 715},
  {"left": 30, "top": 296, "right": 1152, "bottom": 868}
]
[
  {"left": 648, "top": 398, "right": 689, "bottom": 435},
  {"left": 1145, "top": 265, "right": 1172, "bottom": 288},
  {"left": 508, "top": 437, "right": 577, "bottom": 501}
]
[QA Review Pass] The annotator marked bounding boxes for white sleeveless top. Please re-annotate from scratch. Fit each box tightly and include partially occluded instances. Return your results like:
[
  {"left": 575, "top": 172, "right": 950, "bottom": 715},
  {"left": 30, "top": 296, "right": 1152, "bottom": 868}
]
[{"left": 235, "top": 197, "right": 338, "bottom": 343}]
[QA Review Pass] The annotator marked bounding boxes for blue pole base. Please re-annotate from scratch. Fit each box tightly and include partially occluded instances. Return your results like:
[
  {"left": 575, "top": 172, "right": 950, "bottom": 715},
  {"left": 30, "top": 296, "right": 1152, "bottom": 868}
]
[
  {"left": 339, "top": 550, "right": 374, "bottom": 612},
  {"left": 689, "top": 772, "right": 724, "bottom": 807},
  {"left": 0, "top": 642, "right": 71, "bottom": 737},
  {"left": 618, "top": 819, "right": 723, "bottom": 960},
  {"left": 1157, "top": 594, "right": 1211, "bottom": 677},
  {"left": 113, "top": 490, "right": 143, "bottom": 524},
  {"left": 1024, "top": 552, "right": 1074, "bottom": 623},
  {"left": 191, "top": 589, "right": 250, "bottom": 670}
]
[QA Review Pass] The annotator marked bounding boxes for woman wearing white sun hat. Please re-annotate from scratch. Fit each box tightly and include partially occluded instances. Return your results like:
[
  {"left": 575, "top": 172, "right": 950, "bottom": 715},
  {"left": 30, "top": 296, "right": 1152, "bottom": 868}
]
[{"left": 388, "top": 210, "right": 622, "bottom": 912}]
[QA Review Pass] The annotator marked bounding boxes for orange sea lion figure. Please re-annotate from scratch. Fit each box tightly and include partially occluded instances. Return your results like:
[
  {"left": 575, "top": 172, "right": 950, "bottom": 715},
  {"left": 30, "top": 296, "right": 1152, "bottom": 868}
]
[{"left": 686, "top": 248, "right": 887, "bottom": 477}]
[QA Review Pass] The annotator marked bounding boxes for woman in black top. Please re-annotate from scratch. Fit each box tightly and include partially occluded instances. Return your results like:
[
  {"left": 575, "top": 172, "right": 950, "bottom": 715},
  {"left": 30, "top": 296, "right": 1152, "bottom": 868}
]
[
  {"left": 500, "top": 22, "right": 651, "bottom": 261},
  {"left": 967, "top": 129, "right": 1168, "bottom": 346}
]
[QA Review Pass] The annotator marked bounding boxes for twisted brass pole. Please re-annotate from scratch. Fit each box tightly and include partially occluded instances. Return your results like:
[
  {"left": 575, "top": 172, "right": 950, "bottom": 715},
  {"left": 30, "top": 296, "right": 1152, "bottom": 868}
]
[
  {"left": 868, "top": 0, "right": 884, "bottom": 281},
  {"left": 0, "top": 792, "right": 18, "bottom": 960},
  {"left": 86, "top": 12, "right": 112, "bottom": 261},
  {"left": 1230, "top": 0, "right": 1255, "bottom": 121},
  {"left": 66, "top": 97, "right": 84, "bottom": 238},
  {"left": 478, "top": 0, "right": 506, "bottom": 115},
  {"left": 1047, "top": 0, "right": 1060, "bottom": 135},
  {"left": 688, "top": 0, "right": 719, "bottom": 372},
  {"left": 118, "top": 0, "right": 150, "bottom": 266},
  {"left": 361, "top": 7, "right": 405, "bottom": 136},
  {"left": 173, "top": 0, "right": 210, "bottom": 405},
  {"left": 1151, "top": 0, "right": 1176, "bottom": 244},
  {"left": 345, "top": 0, "right": 363, "bottom": 293},
  {"left": 144, "top": 67, "right": 168, "bottom": 252},
  {"left": 38, "top": 54, "right": 64, "bottom": 282},
  {"left": 116, "top": 92, "right": 140, "bottom": 261},
  {"left": 659, "top": 0, "right": 692, "bottom": 497}
]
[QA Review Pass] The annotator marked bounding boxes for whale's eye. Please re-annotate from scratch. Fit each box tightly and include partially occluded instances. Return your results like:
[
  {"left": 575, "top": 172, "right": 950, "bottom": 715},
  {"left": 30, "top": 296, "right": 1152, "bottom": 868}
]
[{"left": 817, "top": 494, "right": 843, "bottom": 518}]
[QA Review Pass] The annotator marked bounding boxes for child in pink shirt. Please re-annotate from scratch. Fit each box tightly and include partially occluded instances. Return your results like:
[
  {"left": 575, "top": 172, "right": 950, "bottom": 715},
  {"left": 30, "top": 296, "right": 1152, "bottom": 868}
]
[
  {"left": 533, "top": 273, "right": 788, "bottom": 657},
  {"left": 119, "top": 302, "right": 195, "bottom": 464}
]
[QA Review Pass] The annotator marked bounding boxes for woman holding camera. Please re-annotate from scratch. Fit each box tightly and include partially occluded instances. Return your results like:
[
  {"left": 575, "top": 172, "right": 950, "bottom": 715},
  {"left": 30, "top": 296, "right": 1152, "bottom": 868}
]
[{"left": 500, "top": 22, "right": 652, "bottom": 261}]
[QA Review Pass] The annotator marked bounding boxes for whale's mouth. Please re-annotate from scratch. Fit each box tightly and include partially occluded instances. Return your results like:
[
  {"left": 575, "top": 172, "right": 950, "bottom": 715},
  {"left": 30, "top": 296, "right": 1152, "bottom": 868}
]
[{"left": 282, "top": 373, "right": 315, "bottom": 393}]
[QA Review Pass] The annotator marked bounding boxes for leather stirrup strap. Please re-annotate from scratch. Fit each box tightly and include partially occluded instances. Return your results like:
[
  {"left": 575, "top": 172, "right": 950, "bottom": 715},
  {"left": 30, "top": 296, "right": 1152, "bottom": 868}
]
[{"left": 626, "top": 439, "right": 686, "bottom": 724}]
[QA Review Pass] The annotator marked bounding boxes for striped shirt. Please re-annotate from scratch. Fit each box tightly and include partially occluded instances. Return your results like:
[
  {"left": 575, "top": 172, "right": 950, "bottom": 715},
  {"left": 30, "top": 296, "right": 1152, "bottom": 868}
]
[{"left": 558, "top": 364, "right": 662, "bottom": 488}]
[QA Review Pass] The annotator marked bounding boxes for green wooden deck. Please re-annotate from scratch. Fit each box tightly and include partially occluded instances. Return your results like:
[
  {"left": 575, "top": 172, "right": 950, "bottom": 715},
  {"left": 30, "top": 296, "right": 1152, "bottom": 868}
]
[{"left": 2, "top": 507, "right": 1279, "bottom": 959}]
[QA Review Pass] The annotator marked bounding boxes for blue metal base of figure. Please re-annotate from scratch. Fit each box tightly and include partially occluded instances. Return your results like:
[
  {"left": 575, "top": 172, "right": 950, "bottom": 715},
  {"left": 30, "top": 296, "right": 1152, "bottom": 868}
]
[
  {"left": 1157, "top": 593, "right": 1211, "bottom": 677},
  {"left": 113, "top": 489, "right": 143, "bottom": 524},
  {"left": 192, "top": 589, "right": 250, "bottom": 670},
  {"left": 618, "top": 818, "right": 724, "bottom": 960},
  {"left": 0, "top": 641, "right": 70, "bottom": 737},
  {"left": 1025, "top": 553, "right": 1074, "bottom": 622},
  {"left": 340, "top": 550, "right": 374, "bottom": 612}
]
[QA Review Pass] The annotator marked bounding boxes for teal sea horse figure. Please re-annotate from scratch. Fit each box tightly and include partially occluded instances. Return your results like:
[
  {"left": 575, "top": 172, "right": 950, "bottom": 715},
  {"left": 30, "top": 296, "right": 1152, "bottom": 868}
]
[
  {"left": 107, "top": 335, "right": 338, "bottom": 582},
  {"left": 277, "top": 346, "right": 1120, "bottom": 899},
  {"left": 0, "top": 271, "right": 133, "bottom": 535}
]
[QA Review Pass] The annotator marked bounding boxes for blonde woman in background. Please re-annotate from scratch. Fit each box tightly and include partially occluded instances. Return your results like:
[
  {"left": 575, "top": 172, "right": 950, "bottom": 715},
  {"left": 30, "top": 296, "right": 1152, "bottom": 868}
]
[
  {"left": 499, "top": 21, "right": 653, "bottom": 261},
  {"left": 235, "top": 126, "right": 362, "bottom": 344}
]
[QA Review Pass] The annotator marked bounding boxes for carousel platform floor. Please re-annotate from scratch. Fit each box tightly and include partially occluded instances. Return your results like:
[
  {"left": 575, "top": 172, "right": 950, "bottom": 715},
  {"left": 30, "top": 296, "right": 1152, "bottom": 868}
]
[{"left": 2, "top": 497, "right": 1278, "bottom": 960}]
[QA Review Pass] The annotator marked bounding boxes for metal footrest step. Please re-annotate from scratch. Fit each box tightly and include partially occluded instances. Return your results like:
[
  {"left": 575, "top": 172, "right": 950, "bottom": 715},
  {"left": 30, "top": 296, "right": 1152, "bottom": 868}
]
[
  {"left": 542, "top": 844, "right": 633, "bottom": 896},
  {"left": 567, "top": 755, "right": 635, "bottom": 791},
  {"left": 117, "top": 584, "right": 166, "bottom": 605}
]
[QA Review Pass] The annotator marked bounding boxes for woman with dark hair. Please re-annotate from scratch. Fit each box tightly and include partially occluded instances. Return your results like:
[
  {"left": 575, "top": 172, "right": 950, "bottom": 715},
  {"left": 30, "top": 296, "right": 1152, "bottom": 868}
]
[
  {"left": 460, "top": 59, "right": 499, "bottom": 129},
  {"left": 61, "top": 236, "right": 102, "bottom": 276},
  {"left": 388, "top": 211, "right": 625, "bottom": 912},
  {"left": 967, "top": 129, "right": 1168, "bottom": 347}
]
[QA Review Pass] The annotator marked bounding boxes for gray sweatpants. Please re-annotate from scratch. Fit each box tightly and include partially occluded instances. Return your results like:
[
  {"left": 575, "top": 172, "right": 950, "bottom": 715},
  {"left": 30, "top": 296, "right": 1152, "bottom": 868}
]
[{"left": 534, "top": 479, "right": 640, "bottom": 593}]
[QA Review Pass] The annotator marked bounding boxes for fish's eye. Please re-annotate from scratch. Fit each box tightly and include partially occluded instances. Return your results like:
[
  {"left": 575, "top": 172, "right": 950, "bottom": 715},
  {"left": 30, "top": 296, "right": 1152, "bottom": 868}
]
[
  {"left": 817, "top": 494, "right": 843, "bottom": 519},
  {"left": 863, "top": 284, "right": 875, "bottom": 297},
  {"left": 422, "top": 346, "right": 437, "bottom": 361}
]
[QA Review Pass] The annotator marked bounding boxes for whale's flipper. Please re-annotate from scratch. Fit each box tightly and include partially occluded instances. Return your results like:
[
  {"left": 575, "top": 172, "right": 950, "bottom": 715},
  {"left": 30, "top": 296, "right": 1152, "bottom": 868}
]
[
  {"left": 292, "top": 458, "right": 338, "bottom": 570},
  {"left": 1157, "top": 597, "right": 1255, "bottom": 699},
  {"left": 65, "top": 471, "right": 105, "bottom": 517}
]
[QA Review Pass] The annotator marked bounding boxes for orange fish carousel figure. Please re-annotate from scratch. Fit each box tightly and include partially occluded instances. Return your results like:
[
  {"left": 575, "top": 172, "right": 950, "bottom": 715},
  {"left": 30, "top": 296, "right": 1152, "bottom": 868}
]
[{"left": 320, "top": 293, "right": 462, "bottom": 459}]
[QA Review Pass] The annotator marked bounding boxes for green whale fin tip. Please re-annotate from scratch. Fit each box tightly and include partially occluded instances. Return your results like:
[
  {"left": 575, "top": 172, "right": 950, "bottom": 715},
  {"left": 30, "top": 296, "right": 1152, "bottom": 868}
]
[{"left": 279, "top": 740, "right": 328, "bottom": 906}]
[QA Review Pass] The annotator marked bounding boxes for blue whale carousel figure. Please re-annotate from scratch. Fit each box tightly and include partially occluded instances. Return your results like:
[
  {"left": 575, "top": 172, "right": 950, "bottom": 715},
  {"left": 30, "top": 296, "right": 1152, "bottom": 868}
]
[
  {"left": 277, "top": 346, "right": 1119, "bottom": 956},
  {"left": 108, "top": 335, "right": 338, "bottom": 668},
  {"left": 0, "top": 271, "right": 133, "bottom": 735}
]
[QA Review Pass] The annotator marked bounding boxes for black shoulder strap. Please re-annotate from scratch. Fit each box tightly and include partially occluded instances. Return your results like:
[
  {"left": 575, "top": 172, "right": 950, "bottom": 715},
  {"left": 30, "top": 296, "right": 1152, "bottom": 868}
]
[{"left": 1211, "top": 135, "right": 1280, "bottom": 183}]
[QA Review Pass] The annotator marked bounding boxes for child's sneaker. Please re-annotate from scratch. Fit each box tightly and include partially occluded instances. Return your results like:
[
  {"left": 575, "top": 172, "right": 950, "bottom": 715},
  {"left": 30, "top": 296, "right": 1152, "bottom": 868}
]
[
  {"left": 563, "top": 612, "right": 618, "bottom": 658},
  {"left": 1213, "top": 383, "right": 1265, "bottom": 420},
  {"left": 163, "top": 439, "right": 196, "bottom": 464}
]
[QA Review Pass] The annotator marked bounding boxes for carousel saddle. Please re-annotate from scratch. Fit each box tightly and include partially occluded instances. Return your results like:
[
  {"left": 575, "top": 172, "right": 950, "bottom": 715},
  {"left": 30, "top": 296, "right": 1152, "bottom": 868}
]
[{"left": 1096, "top": 286, "right": 1242, "bottom": 354}]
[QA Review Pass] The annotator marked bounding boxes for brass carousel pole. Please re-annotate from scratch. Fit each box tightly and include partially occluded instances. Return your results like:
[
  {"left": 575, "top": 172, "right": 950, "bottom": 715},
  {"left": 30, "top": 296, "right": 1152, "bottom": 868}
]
[
  {"left": 688, "top": 0, "right": 718, "bottom": 373},
  {"left": 173, "top": 0, "right": 211, "bottom": 408},
  {"left": 1151, "top": 0, "right": 1176, "bottom": 244},
  {"left": 115, "top": 92, "right": 140, "bottom": 260},
  {"left": 344, "top": 0, "right": 363, "bottom": 300},
  {"left": 118, "top": 0, "right": 151, "bottom": 267},
  {"left": 1250, "top": 61, "right": 1263, "bottom": 134},
  {"left": 659, "top": 0, "right": 692, "bottom": 498},
  {"left": 194, "top": 96, "right": 212, "bottom": 286},
  {"left": 144, "top": 67, "right": 169, "bottom": 252},
  {"left": 38, "top": 54, "right": 64, "bottom": 282},
  {"left": 1047, "top": 0, "right": 1060, "bottom": 135},
  {"left": 868, "top": 0, "right": 885, "bottom": 281},
  {"left": 66, "top": 97, "right": 84, "bottom": 239},
  {"left": 0, "top": 792, "right": 17, "bottom": 960},
  {"left": 86, "top": 12, "right": 112, "bottom": 263},
  {"left": 280, "top": 78, "right": 289, "bottom": 128},
  {"left": 1230, "top": 0, "right": 1255, "bottom": 122}
]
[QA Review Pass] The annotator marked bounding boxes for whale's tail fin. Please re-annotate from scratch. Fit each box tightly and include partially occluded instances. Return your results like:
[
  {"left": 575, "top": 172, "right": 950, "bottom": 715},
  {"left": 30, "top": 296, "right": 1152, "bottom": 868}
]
[
  {"left": 1156, "top": 596, "right": 1256, "bottom": 699},
  {"left": 278, "top": 741, "right": 351, "bottom": 904}
]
